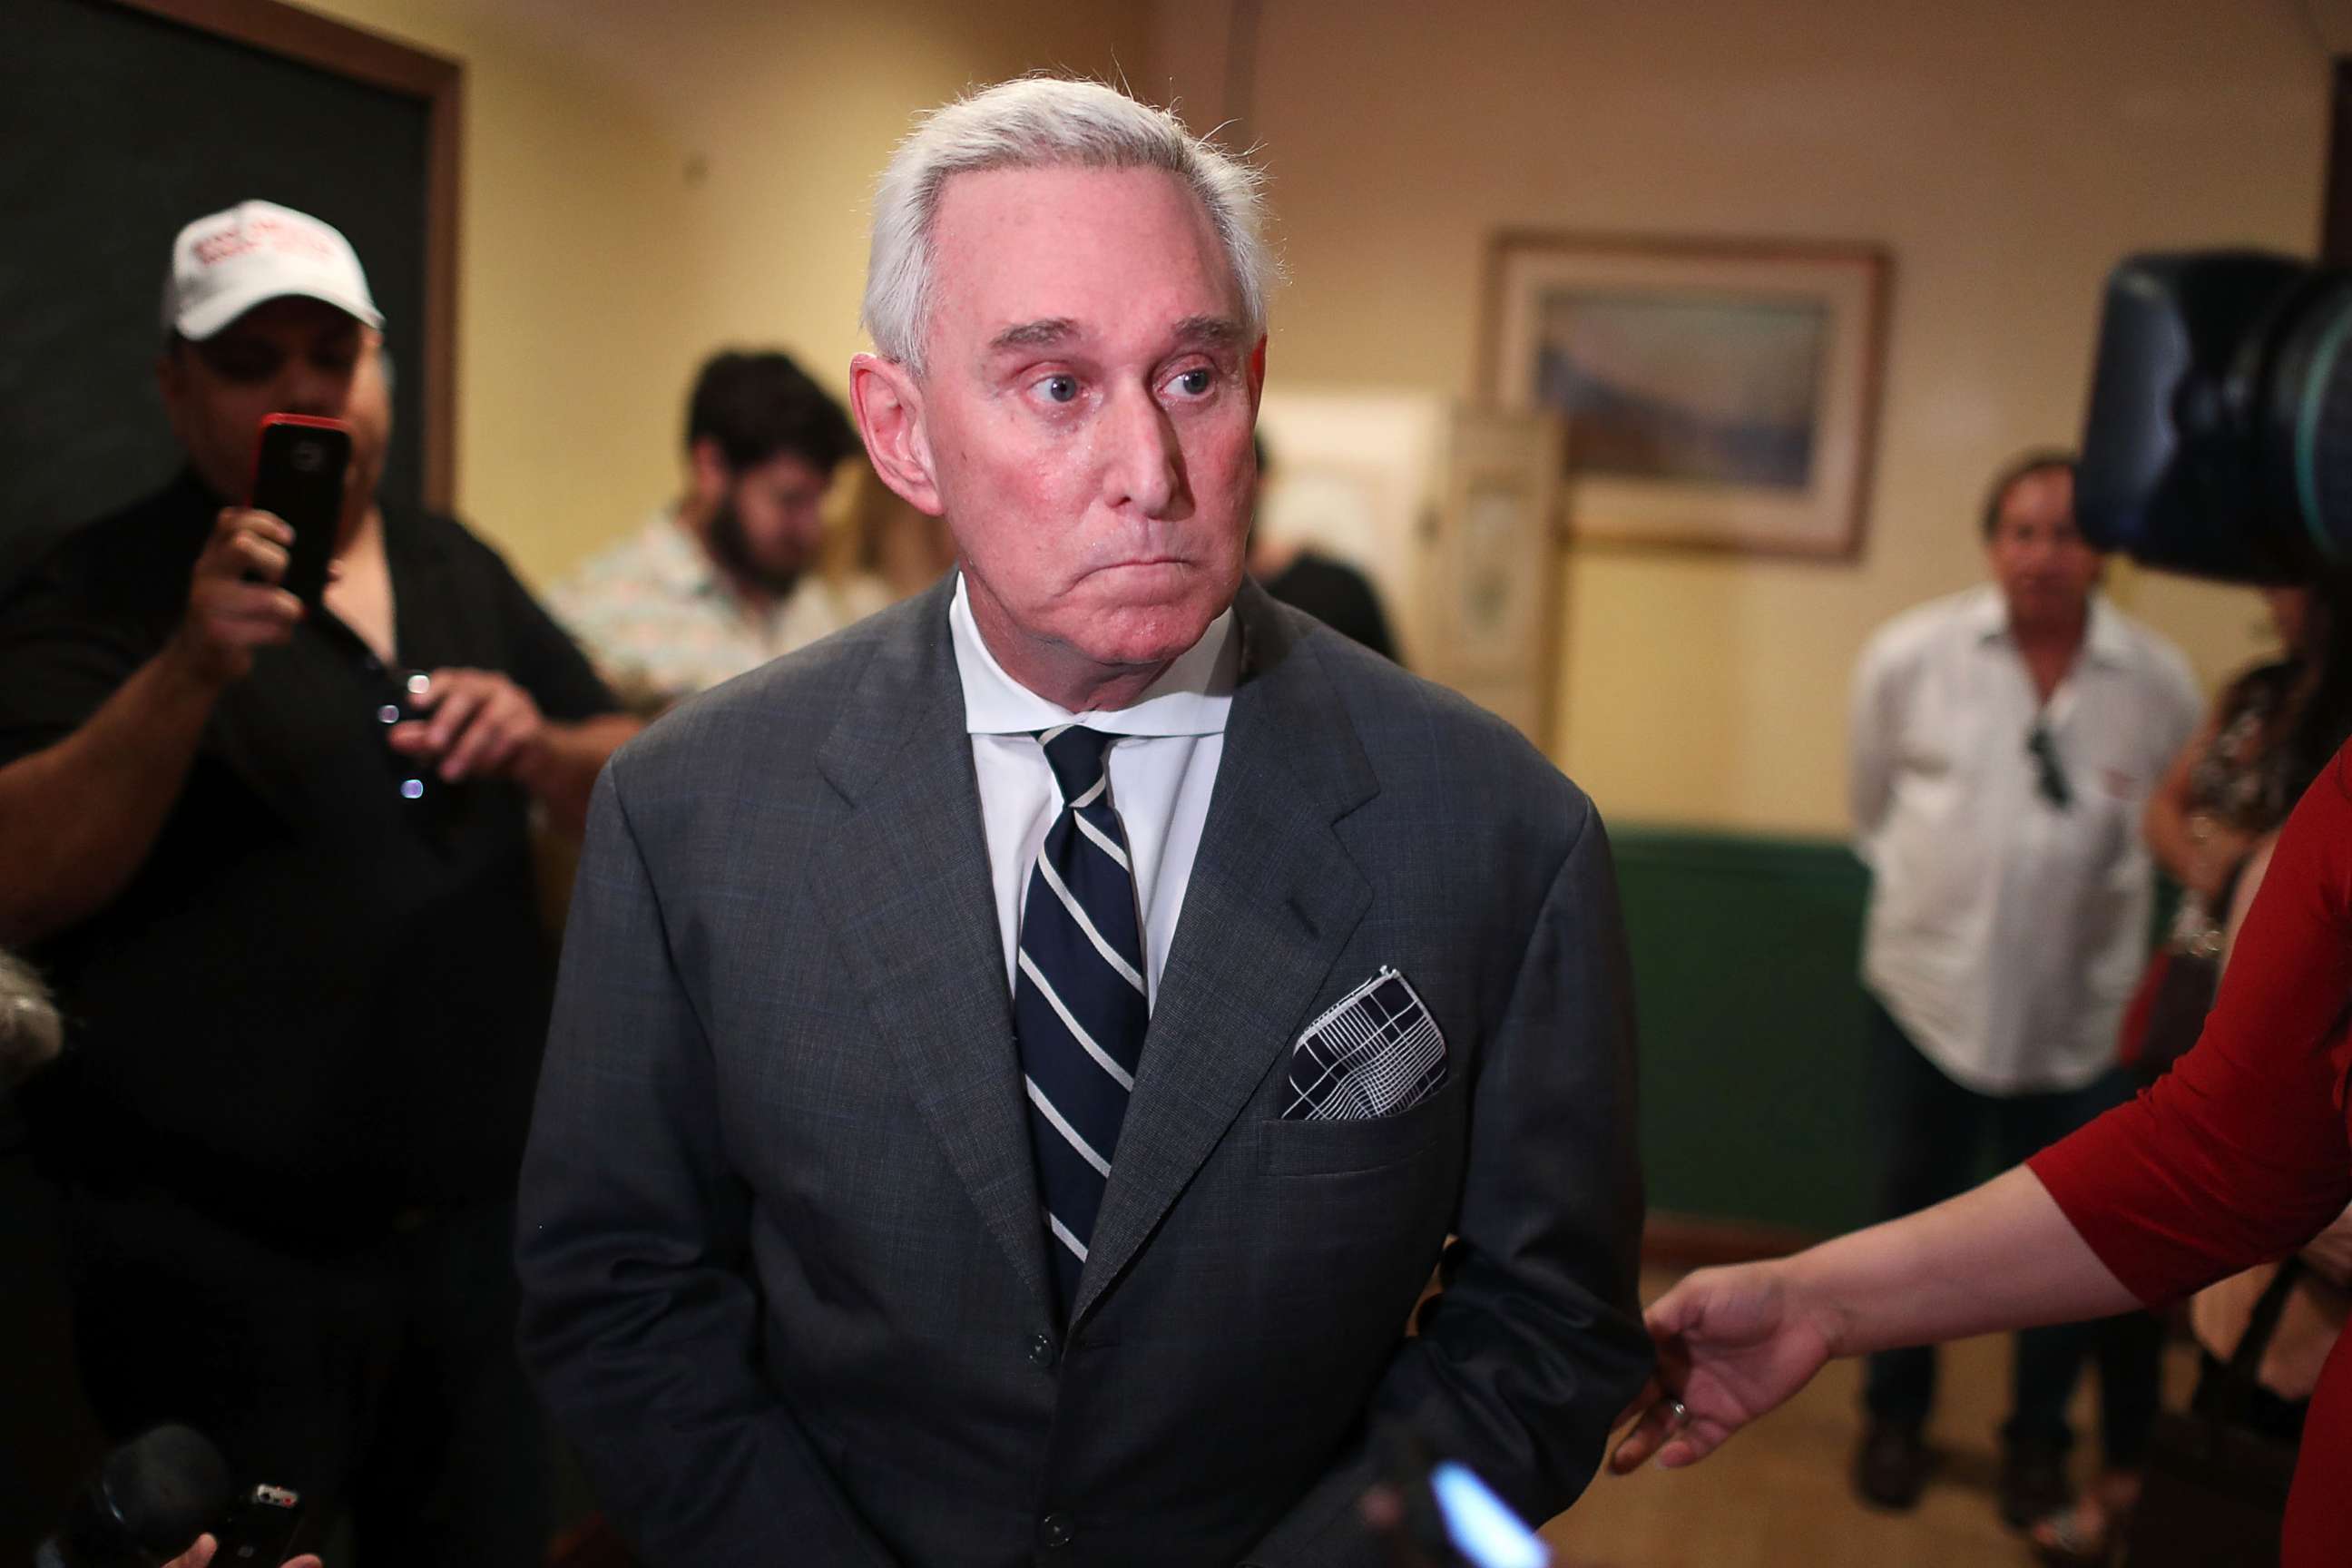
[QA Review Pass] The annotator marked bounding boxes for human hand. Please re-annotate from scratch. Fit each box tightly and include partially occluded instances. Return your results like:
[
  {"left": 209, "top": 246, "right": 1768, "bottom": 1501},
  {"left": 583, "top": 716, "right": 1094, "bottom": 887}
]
[
  {"left": 162, "top": 1534, "right": 323, "bottom": 1568},
  {"left": 387, "top": 667, "right": 545, "bottom": 783},
  {"left": 2298, "top": 1203, "right": 2352, "bottom": 1287},
  {"left": 1608, "top": 1260, "right": 1838, "bottom": 1473},
  {"left": 169, "top": 508, "right": 305, "bottom": 685}
]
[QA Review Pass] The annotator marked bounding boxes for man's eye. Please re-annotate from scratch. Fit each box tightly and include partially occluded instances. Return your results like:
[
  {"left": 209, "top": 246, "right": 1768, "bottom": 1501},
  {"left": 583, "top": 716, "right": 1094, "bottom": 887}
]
[
  {"left": 1039, "top": 375, "right": 1079, "bottom": 405},
  {"left": 203, "top": 348, "right": 280, "bottom": 385}
]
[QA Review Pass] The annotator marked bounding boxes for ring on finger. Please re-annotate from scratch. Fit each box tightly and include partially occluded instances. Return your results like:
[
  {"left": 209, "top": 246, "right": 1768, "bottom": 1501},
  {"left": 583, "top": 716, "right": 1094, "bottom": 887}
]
[{"left": 1666, "top": 1398, "right": 1690, "bottom": 1429}]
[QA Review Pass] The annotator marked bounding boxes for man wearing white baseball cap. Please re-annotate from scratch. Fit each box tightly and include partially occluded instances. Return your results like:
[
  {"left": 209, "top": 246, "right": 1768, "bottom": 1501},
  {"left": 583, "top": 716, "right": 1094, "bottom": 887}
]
[
  {"left": 164, "top": 198, "right": 386, "bottom": 341},
  {"left": 0, "top": 199, "right": 637, "bottom": 1565}
]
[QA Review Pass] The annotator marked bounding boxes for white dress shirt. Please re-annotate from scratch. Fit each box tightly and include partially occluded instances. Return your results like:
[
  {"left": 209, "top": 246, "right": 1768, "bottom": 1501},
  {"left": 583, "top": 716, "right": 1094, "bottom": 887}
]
[
  {"left": 1852, "top": 585, "right": 2201, "bottom": 1094},
  {"left": 949, "top": 575, "right": 1237, "bottom": 1007}
]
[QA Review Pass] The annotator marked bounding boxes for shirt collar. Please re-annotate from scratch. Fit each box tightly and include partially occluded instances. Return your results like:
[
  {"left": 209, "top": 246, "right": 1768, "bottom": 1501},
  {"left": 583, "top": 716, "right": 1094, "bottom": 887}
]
[
  {"left": 949, "top": 572, "right": 1237, "bottom": 737},
  {"left": 645, "top": 505, "right": 724, "bottom": 599},
  {"left": 1968, "top": 583, "right": 2133, "bottom": 669}
]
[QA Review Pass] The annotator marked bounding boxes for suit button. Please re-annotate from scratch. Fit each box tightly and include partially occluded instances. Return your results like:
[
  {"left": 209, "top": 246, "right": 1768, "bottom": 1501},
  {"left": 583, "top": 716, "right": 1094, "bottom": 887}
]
[
  {"left": 1039, "top": 1512, "right": 1074, "bottom": 1549},
  {"left": 1028, "top": 1333, "right": 1056, "bottom": 1367}
]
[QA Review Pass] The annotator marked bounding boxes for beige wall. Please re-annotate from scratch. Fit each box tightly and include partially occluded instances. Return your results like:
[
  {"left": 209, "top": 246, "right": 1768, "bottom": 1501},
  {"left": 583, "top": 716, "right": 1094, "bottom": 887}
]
[
  {"left": 295, "top": 0, "right": 1148, "bottom": 583},
  {"left": 1151, "top": 0, "right": 2329, "bottom": 833}
]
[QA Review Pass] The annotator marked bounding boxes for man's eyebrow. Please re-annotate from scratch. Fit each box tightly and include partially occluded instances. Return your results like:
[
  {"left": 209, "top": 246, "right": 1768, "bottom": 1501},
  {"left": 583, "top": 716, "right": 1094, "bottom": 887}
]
[
  {"left": 985, "top": 315, "right": 1250, "bottom": 357},
  {"left": 1169, "top": 316, "right": 1248, "bottom": 350},
  {"left": 987, "top": 318, "right": 1078, "bottom": 353}
]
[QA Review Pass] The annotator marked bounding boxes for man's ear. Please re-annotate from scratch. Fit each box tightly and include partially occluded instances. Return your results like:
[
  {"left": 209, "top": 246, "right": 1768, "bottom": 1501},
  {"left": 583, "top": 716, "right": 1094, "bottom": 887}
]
[
  {"left": 687, "top": 436, "right": 730, "bottom": 513},
  {"left": 850, "top": 353, "right": 944, "bottom": 517}
]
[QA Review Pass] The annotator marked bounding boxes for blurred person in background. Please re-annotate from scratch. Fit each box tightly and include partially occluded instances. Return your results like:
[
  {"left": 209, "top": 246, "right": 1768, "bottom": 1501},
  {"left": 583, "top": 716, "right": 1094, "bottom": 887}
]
[
  {"left": 1246, "top": 433, "right": 1400, "bottom": 662},
  {"left": 549, "top": 348, "right": 889, "bottom": 712},
  {"left": 1845, "top": 451, "right": 2200, "bottom": 1528},
  {"left": 2137, "top": 580, "right": 2352, "bottom": 1063},
  {"left": 0, "top": 200, "right": 632, "bottom": 1565},
  {"left": 860, "top": 472, "right": 960, "bottom": 601}
]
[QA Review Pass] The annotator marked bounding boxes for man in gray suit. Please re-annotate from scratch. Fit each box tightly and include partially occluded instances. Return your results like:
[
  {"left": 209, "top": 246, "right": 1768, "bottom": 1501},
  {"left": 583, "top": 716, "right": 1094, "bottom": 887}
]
[{"left": 515, "top": 78, "right": 1649, "bottom": 1567}]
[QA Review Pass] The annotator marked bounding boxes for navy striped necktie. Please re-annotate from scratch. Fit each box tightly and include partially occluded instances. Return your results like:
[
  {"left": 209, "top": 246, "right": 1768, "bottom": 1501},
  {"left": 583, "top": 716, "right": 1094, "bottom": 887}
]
[{"left": 1014, "top": 723, "right": 1148, "bottom": 1319}]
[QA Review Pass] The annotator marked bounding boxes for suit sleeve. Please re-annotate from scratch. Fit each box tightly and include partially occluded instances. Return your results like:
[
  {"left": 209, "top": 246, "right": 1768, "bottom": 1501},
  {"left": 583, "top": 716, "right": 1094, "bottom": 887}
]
[
  {"left": 514, "top": 763, "right": 898, "bottom": 1568},
  {"left": 1244, "top": 801, "right": 1654, "bottom": 1566}
]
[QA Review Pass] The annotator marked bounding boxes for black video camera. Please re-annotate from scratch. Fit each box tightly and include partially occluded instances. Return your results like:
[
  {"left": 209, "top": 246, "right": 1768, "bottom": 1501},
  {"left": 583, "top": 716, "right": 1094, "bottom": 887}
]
[
  {"left": 40, "top": 1425, "right": 304, "bottom": 1568},
  {"left": 2079, "top": 250, "right": 2352, "bottom": 583}
]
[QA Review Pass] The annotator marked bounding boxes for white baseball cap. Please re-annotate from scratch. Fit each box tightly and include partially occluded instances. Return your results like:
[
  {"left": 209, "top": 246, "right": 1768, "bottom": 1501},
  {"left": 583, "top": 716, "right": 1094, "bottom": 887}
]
[{"left": 162, "top": 199, "right": 384, "bottom": 342}]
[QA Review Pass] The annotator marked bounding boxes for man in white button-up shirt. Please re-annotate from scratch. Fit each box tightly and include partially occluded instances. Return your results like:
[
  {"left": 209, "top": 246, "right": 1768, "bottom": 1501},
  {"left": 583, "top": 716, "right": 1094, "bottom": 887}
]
[{"left": 1847, "top": 453, "right": 2200, "bottom": 1526}]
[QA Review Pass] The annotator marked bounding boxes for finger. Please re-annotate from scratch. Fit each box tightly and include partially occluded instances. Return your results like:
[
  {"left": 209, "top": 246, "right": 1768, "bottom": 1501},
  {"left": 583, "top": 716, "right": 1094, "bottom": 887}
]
[
  {"left": 1612, "top": 1376, "right": 1664, "bottom": 1434},
  {"left": 1656, "top": 1415, "right": 1732, "bottom": 1469},
  {"left": 458, "top": 718, "right": 526, "bottom": 781},
  {"left": 197, "top": 586, "right": 305, "bottom": 634},
  {"left": 401, "top": 671, "right": 448, "bottom": 713},
  {"left": 440, "top": 706, "right": 512, "bottom": 781},
  {"left": 175, "top": 1534, "right": 220, "bottom": 1568},
  {"left": 285, "top": 1557, "right": 325, "bottom": 1568},
  {"left": 217, "top": 582, "right": 305, "bottom": 621},
  {"left": 386, "top": 720, "right": 442, "bottom": 759},
  {"left": 218, "top": 507, "right": 295, "bottom": 548},
  {"left": 220, "top": 533, "right": 292, "bottom": 583},
  {"left": 426, "top": 682, "right": 488, "bottom": 751},
  {"left": 404, "top": 666, "right": 481, "bottom": 717},
  {"left": 1643, "top": 1280, "right": 1700, "bottom": 1339},
  {"left": 1608, "top": 1396, "right": 1681, "bottom": 1474}
]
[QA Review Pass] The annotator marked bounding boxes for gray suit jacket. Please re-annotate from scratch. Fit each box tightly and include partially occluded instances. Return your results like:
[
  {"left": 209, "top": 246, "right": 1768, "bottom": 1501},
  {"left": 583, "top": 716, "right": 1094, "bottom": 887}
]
[{"left": 516, "top": 577, "right": 1649, "bottom": 1567}]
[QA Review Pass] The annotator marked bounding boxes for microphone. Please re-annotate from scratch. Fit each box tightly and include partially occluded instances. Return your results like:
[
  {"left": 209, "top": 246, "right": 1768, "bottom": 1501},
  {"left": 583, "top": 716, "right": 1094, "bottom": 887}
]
[
  {"left": 38, "top": 1424, "right": 232, "bottom": 1568},
  {"left": 1, "top": 945, "right": 64, "bottom": 1092}
]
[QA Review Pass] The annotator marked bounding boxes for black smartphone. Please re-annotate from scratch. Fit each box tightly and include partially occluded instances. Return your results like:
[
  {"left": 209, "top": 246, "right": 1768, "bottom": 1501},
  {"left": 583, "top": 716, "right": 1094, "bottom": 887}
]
[
  {"left": 247, "top": 415, "right": 352, "bottom": 606},
  {"left": 211, "top": 1483, "right": 305, "bottom": 1566}
]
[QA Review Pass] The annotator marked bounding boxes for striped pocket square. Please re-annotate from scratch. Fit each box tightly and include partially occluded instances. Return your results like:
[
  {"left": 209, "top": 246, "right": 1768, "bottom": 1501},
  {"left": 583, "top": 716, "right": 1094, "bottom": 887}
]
[{"left": 1283, "top": 965, "right": 1448, "bottom": 1121}]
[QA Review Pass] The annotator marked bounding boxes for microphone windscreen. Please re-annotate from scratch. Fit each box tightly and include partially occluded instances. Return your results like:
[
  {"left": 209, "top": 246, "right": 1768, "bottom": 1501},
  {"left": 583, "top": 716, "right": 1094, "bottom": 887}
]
[{"left": 102, "top": 1424, "right": 232, "bottom": 1555}]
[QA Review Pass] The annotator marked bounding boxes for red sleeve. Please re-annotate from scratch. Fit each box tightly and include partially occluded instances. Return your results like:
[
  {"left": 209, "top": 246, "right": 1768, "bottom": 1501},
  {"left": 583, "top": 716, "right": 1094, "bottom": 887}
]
[{"left": 2028, "top": 750, "right": 2352, "bottom": 1306}]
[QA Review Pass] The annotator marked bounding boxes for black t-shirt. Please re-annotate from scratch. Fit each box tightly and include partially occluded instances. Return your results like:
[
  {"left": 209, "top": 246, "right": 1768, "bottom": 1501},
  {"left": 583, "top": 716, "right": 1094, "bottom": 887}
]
[
  {"left": 0, "top": 470, "right": 615, "bottom": 1246},
  {"left": 1260, "top": 551, "right": 1400, "bottom": 662}
]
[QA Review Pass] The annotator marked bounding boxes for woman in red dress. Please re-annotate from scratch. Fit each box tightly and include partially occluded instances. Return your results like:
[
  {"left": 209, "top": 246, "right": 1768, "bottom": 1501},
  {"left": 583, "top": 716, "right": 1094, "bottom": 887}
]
[{"left": 1614, "top": 750, "right": 2352, "bottom": 1565}]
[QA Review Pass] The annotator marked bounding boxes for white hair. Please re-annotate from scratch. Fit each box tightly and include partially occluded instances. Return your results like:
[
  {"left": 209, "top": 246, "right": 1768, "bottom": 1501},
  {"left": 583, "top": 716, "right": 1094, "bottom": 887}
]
[{"left": 862, "top": 77, "right": 1273, "bottom": 376}]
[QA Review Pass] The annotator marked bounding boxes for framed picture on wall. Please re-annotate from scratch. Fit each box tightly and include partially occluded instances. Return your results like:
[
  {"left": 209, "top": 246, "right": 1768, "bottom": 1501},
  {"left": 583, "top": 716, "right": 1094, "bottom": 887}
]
[{"left": 1483, "top": 233, "right": 1889, "bottom": 560}]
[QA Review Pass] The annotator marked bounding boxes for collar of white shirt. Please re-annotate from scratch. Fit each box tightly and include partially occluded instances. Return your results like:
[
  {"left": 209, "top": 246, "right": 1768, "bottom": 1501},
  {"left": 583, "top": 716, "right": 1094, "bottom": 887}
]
[
  {"left": 1961, "top": 583, "right": 2135, "bottom": 670},
  {"left": 948, "top": 572, "right": 1237, "bottom": 738}
]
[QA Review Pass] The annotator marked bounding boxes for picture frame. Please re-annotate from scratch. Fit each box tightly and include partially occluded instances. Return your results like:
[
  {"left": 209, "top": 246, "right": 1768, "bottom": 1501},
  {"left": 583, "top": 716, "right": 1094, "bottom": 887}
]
[{"left": 1483, "top": 232, "right": 1889, "bottom": 560}]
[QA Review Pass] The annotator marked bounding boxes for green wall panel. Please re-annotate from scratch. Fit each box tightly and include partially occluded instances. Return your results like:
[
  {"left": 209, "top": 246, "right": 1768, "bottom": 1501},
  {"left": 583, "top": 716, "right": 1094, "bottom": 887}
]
[{"left": 1612, "top": 828, "right": 1877, "bottom": 1236}]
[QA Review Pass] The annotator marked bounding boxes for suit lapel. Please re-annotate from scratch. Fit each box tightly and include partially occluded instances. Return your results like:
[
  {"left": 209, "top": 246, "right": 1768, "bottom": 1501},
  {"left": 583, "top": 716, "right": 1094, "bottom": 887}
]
[
  {"left": 810, "top": 581, "right": 1052, "bottom": 1312},
  {"left": 1073, "top": 584, "right": 1379, "bottom": 1324}
]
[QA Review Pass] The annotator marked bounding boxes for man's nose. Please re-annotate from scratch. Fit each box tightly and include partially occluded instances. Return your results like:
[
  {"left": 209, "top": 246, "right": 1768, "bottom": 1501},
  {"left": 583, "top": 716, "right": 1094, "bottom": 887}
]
[
  {"left": 1101, "top": 385, "right": 1184, "bottom": 518},
  {"left": 274, "top": 363, "right": 347, "bottom": 418}
]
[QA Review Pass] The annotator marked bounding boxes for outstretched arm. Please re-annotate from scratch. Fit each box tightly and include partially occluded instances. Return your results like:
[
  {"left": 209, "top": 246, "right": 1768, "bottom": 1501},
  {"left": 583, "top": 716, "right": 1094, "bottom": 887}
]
[{"left": 1611, "top": 1165, "right": 2133, "bottom": 1472}]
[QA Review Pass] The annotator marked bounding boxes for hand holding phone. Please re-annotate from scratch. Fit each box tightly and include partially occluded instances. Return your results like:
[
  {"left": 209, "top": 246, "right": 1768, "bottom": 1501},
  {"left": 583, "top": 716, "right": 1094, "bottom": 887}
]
[
  {"left": 172, "top": 508, "right": 304, "bottom": 686},
  {"left": 247, "top": 415, "right": 352, "bottom": 607},
  {"left": 199, "top": 1484, "right": 309, "bottom": 1568}
]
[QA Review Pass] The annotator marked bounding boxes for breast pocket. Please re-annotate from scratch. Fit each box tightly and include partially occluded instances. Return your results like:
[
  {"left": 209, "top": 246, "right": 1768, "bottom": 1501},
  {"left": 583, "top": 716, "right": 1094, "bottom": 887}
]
[{"left": 1259, "top": 1070, "right": 1465, "bottom": 1177}]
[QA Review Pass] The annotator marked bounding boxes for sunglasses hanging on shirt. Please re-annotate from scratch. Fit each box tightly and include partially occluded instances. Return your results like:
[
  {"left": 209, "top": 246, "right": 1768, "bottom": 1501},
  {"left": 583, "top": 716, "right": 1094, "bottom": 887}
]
[{"left": 2024, "top": 720, "right": 2073, "bottom": 810}]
